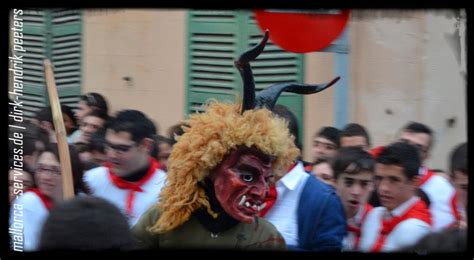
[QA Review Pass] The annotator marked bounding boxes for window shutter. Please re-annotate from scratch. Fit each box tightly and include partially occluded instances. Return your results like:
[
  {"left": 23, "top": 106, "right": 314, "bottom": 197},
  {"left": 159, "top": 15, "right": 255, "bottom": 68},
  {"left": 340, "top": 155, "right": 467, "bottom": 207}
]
[
  {"left": 22, "top": 9, "right": 49, "bottom": 118},
  {"left": 20, "top": 9, "right": 82, "bottom": 119},
  {"left": 186, "top": 10, "right": 240, "bottom": 113},
  {"left": 50, "top": 9, "right": 82, "bottom": 109},
  {"left": 186, "top": 10, "right": 305, "bottom": 140}
]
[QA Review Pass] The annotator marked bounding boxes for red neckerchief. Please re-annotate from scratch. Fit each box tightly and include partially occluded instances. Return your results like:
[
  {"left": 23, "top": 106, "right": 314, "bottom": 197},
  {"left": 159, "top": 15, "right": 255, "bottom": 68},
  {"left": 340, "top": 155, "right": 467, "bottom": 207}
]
[
  {"left": 371, "top": 199, "right": 431, "bottom": 252},
  {"left": 449, "top": 191, "right": 462, "bottom": 228},
  {"left": 106, "top": 158, "right": 159, "bottom": 216},
  {"left": 347, "top": 203, "right": 373, "bottom": 250},
  {"left": 369, "top": 146, "right": 385, "bottom": 158},
  {"left": 417, "top": 167, "right": 434, "bottom": 187},
  {"left": 259, "top": 162, "right": 298, "bottom": 218},
  {"left": 303, "top": 164, "right": 313, "bottom": 173},
  {"left": 28, "top": 188, "right": 54, "bottom": 210}
]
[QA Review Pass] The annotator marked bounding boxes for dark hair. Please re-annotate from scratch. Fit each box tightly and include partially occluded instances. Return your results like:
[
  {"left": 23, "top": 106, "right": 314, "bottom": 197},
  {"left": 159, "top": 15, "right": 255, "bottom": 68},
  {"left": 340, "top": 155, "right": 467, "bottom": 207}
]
[
  {"left": 167, "top": 122, "right": 188, "bottom": 144},
  {"left": 35, "top": 106, "right": 53, "bottom": 124},
  {"left": 37, "top": 144, "right": 90, "bottom": 195},
  {"left": 39, "top": 196, "right": 138, "bottom": 250},
  {"left": 9, "top": 121, "right": 49, "bottom": 174},
  {"left": 340, "top": 123, "right": 371, "bottom": 147},
  {"left": 83, "top": 110, "right": 109, "bottom": 123},
  {"left": 376, "top": 142, "right": 421, "bottom": 180},
  {"left": 107, "top": 110, "right": 157, "bottom": 143},
  {"left": 450, "top": 142, "right": 467, "bottom": 175},
  {"left": 10, "top": 120, "right": 49, "bottom": 157},
  {"left": 272, "top": 104, "right": 301, "bottom": 151},
  {"left": 314, "top": 156, "right": 335, "bottom": 167},
  {"left": 89, "top": 128, "right": 106, "bottom": 153},
  {"left": 80, "top": 92, "right": 108, "bottom": 115},
  {"left": 61, "top": 104, "right": 78, "bottom": 129},
  {"left": 401, "top": 228, "right": 467, "bottom": 253},
  {"left": 315, "top": 126, "right": 340, "bottom": 148},
  {"left": 35, "top": 105, "right": 78, "bottom": 131},
  {"left": 74, "top": 142, "right": 91, "bottom": 154},
  {"left": 402, "top": 121, "right": 434, "bottom": 149},
  {"left": 333, "top": 147, "right": 375, "bottom": 179}
]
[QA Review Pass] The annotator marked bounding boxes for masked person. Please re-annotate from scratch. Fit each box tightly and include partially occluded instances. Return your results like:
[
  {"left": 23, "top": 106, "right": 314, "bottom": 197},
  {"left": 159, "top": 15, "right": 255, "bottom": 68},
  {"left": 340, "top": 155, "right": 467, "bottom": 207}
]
[{"left": 132, "top": 30, "right": 339, "bottom": 250}]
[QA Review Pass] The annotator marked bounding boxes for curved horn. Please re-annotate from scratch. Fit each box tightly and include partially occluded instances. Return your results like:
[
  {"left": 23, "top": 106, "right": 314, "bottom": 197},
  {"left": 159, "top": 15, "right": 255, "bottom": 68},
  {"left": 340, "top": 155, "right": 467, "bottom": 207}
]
[
  {"left": 255, "top": 76, "right": 340, "bottom": 110},
  {"left": 234, "top": 29, "right": 269, "bottom": 114}
]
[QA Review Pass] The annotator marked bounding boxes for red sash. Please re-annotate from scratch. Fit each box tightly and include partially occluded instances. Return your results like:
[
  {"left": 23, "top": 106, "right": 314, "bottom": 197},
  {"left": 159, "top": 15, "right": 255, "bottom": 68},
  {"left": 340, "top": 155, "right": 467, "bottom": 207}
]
[
  {"left": 371, "top": 199, "right": 432, "bottom": 252},
  {"left": 106, "top": 158, "right": 159, "bottom": 216},
  {"left": 28, "top": 188, "right": 54, "bottom": 211},
  {"left": 259, "top": 162, "right": 297, "bottom": 217},
  {"left": 417, "top": 168, "right": 434, "bottom": 187},
  {"left": 347, "top": 203, "right": 373, "bottom": 250},
  {"left": 448, "top": 191, "right": 462, "bottom": 228}
]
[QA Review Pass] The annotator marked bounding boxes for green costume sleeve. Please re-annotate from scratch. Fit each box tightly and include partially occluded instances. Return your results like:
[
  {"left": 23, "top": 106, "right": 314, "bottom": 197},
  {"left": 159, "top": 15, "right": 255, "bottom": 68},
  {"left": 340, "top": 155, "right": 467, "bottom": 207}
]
[{"left": 131, "top": 206, "right": 161, "bottom": 249}]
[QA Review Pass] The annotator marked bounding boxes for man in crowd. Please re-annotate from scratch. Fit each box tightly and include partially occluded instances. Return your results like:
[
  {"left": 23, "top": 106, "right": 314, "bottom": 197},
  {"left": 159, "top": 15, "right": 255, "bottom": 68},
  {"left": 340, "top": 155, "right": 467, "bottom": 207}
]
[
  {"left": 263, "top": 105, "right": 346, "bottom": 251},
  {"left": 339, "top": 123, "right": 371, "bottom": 151},
  {"left": 84, "top": 110, "right": 167, "bottom": 226},
  {"left": 397, "top": 122, "right": 457, "bottom": 231},
  {"left": 360, "top": 142, "right": 432, "bottom": 252}
]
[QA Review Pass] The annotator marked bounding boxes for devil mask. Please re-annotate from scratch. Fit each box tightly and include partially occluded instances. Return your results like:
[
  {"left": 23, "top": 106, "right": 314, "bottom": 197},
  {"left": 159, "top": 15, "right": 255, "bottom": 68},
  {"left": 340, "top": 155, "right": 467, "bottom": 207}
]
[{"left": 150, "top": 30, "right": 339, "bottom": 234}]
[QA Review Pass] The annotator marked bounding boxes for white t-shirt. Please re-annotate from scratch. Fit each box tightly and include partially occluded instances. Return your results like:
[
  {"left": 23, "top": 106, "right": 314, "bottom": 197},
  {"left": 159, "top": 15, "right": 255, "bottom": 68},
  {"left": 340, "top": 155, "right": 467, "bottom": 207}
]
[
  {"left": 9, "top": 191, "right": 49, "bottom": 251},
  {"left": 419, "top": 167, "right": 457, "bottom": 231},
  {"left": 84, "top": 165, "right": 167, "bottom": 227},
  {"left": 359, "top": 197, "right": 431, "bottom": 252}
]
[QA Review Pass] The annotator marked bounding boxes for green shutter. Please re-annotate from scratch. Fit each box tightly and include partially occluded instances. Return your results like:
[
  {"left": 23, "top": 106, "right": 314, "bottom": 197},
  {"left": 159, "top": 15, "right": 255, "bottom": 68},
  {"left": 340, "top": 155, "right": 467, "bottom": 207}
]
[
  {"left": 50, "top": 9, "right": 82, "bottom": 108},
  {"left": 22, "top": 9, "right": 49, "bottom": 118},
  {"left": 20, "top": 9, "right": 82, "bottom": 119},
  {"left": 186, "top": 10, "right": 305, "bottom": 142},
  {"left": 186, "top": 10, "right": 240, "bottom": 113}
]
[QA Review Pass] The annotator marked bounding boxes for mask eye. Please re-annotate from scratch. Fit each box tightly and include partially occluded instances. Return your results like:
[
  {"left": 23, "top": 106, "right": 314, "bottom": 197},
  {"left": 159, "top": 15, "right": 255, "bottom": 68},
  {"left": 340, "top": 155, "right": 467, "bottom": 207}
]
[{"left": 241, "top": 173, "right": 254, "bottom": 182}]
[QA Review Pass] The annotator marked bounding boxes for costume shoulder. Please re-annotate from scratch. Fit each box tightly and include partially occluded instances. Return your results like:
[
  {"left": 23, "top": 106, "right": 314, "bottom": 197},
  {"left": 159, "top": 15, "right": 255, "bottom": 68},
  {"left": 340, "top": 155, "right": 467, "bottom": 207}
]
[
  {"left": 245, "top": 216, "right": 287, "bottom": 250},
  {"left": 131, "top": 205, "right": 161, "bottom": 249}
]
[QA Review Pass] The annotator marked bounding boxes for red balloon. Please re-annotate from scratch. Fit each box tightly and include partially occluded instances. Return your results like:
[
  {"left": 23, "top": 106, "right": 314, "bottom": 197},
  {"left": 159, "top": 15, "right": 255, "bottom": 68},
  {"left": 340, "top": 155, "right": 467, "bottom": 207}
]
[{"left": 254, "top": 10, "right": 351, "bottom": 53}]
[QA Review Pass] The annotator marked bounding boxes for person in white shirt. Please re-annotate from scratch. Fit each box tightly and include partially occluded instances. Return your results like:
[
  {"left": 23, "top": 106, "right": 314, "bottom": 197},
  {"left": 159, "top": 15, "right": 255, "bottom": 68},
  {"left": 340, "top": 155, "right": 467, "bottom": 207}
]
[
  {"left": 448, "top": 142, "right": 467, "bottom": 229},
  {"left": 360, "top": 142, "right": 432, "bottom": 252},
  {"left": 84, "top": 110, "right": 166, "bottom": 227},
  {"left": 10, "top": 145, "right": 88, "bottom": 251},
  {"left": 263, "top": 105, "right": 346, "bottom": 251},
  {"left": 70, "top": 92, "right": 109, "bottom": 144},
  {"left": 333, "top": 147, "right": 376, "bottom": 251},
  {"left": 398, "top": 121, "right": 457, "bottom": 231}
]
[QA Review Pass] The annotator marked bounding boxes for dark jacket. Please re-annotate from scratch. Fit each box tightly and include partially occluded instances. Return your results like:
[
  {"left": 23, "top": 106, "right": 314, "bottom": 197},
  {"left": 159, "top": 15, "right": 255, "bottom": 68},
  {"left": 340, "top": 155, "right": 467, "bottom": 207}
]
[{"left": 291, "top": 173, "right": 347, "bottom": 251}]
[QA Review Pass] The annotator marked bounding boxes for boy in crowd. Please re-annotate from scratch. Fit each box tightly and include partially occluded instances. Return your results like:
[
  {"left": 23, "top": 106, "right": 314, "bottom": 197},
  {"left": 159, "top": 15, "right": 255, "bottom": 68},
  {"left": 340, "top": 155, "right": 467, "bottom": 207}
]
[
  {"left": 333, "top": 147, "right": 375, "bottom": 251},
  {"left": 360, "top": 142, "right": 432, "bottom": 252},
  {"left": 397, "top": 122, "right": 457, "bottom": 231}
]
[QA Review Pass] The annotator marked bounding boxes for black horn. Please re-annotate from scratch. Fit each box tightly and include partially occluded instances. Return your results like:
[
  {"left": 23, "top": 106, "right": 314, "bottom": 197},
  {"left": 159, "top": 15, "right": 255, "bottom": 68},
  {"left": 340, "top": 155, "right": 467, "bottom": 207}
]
[
  {"left": 255, "top": 77, "right": 340, "bottom": 110},
  {"left": 235, "top": 29, "right": 269, "bottom": 114}
]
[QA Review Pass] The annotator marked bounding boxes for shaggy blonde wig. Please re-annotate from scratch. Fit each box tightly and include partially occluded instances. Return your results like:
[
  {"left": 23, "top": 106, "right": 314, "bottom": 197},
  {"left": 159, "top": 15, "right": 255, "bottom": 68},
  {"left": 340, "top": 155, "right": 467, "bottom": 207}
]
[{"left": 149, "top": 101, "right": 299, "bottom": 233}]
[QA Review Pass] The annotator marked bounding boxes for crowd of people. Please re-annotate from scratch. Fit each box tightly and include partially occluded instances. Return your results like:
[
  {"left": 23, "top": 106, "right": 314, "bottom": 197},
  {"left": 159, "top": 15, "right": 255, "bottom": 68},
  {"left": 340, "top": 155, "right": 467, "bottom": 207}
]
[{"left": 8, "top": 33, "right": 467, "bottom": 253}]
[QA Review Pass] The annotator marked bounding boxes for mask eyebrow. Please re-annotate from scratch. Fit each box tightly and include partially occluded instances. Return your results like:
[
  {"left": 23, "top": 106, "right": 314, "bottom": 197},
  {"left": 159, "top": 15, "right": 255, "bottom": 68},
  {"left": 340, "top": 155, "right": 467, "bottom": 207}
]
[{"left": 236, "top": 164, "right": 260, "bottom": 175}]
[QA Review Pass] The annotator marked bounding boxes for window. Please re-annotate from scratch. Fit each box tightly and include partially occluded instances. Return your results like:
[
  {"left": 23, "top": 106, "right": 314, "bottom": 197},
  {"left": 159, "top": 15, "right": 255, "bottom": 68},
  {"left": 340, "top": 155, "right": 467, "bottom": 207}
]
[
  {"left": 186, "top": 10, "right": 305, "bottom": 138},
  {"left": 19, "top": 9, "right": 82, "bottom": 118}
]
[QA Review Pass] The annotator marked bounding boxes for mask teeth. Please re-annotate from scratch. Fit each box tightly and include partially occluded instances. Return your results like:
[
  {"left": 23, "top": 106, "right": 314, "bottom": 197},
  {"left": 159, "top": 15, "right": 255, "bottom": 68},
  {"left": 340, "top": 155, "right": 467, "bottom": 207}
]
[
  {"left": 257, "top": 202, "right": 267, "bottom": 211},
  {"left": 244, "top": 201, "right": 251, "bottom": 208},
  {"left": 239, "top": 195, "right": 247, "bottom": 206}
]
